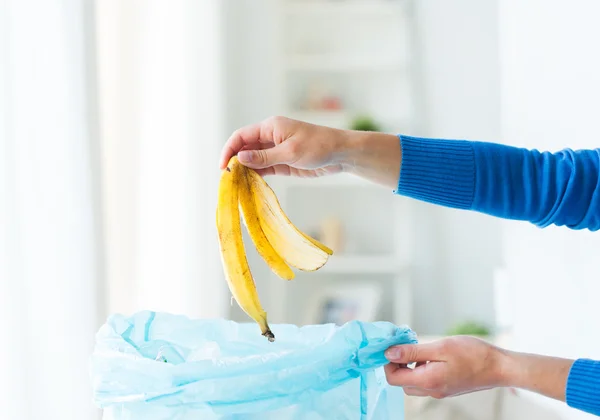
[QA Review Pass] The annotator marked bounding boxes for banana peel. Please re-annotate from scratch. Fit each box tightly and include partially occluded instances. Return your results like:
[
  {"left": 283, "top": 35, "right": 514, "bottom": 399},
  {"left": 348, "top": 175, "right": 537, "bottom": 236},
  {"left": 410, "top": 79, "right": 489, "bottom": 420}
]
[
  {"left": 216, "top": 156, "right": 333, "bottom": 341},
  {"left": 238, "top": 168, "right": 295, "bottom": 281},
  {"left": 216, "top": 158, "right": 274, "bottom": 341},
  {"left": 246, "top": 169, "right": 333, "bottom": 271}
]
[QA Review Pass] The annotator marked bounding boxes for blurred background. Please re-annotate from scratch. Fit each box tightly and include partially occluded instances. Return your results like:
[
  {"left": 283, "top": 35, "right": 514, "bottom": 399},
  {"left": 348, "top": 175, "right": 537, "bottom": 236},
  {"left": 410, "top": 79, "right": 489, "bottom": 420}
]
[{"left": 2, "top": 0, "right": 600, "bottom": 419}]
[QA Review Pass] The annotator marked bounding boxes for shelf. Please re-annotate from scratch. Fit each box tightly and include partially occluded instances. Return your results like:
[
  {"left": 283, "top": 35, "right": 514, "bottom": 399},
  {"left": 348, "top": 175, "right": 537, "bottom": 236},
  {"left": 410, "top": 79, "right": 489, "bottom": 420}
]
[
  {"left": 284, "top": 0, "right": 406, "bottom": 16},
  {"left": 316, "top": 255, "right": 407, "bottom": 274},
  {"left": 285, "top": 54, "right": 406, "bottom": 72}
]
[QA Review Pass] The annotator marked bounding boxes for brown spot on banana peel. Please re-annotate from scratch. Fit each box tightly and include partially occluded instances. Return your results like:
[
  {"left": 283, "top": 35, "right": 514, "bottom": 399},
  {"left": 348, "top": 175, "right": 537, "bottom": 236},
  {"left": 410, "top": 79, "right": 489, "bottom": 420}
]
[{"left": 263, "top": 328, "right": 275, "bottom": 343}]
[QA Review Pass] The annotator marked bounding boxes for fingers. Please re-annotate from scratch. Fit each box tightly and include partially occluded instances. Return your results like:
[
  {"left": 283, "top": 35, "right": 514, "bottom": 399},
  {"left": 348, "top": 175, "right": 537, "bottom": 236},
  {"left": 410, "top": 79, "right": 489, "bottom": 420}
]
[
  {"left": 254, "top": 165, "right": 291, "bottom": 177},
  {"left": 383, "top": 342, "right": 446, "bottom": 389},
  {"left": 385, "top": 362, "right": 445, "bottom": 390},
  {"left": 385, "top": 342, "right": 444, "bottom": 364},
  {"left": 384, "top": 364, "right": 435, "bottom": 397},
  {"left": 219, "top": 123, "right": 274, "bottom": 169},
  {"left": 255, "top": 165, "right": 321, "bottom": 178},
  {"left": 237, "top": 145, "right": 295, "bottom": 169},
  {"left": 383, "top": 361, "right": 430, "bottom": 387},
  {"left": 384, "top": 362, "right": 403, "bottom": 378}
]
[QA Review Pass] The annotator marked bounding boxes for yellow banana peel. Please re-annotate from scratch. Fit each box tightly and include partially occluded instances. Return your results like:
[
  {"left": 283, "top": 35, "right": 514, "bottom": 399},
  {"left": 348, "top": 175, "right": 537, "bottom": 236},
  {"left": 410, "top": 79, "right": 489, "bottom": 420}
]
[{"left": 216, "top": 156, "right": 333, "bottom": 341}]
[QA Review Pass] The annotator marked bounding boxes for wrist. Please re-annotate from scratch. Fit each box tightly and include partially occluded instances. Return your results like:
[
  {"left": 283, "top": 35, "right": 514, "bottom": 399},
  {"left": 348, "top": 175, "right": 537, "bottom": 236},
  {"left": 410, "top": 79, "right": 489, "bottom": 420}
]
[
  {"left": 332, "top": 130, "right": 401, "bottom": 188},
  {"left": 495, "top": 349, "right": 522, "bottom": 388},
  {"left": 496, "top": 350, "right": 574, "bottom": 401},
  {"left": 331, "top": 129, "right": 369, "bottom": 170}
]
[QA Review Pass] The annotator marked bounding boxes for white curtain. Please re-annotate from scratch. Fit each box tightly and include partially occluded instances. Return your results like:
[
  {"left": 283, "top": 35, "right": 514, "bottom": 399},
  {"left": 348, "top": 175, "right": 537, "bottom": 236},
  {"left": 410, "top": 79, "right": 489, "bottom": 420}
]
[
  {"left": 0, "top": 1, "right": 102, "bottom": 419},
  {"left": 1, "top": 1, "right": 229, "bottom": 419},
  {"left": 96, "top": 0, "right": 229, "bottom": 319}
]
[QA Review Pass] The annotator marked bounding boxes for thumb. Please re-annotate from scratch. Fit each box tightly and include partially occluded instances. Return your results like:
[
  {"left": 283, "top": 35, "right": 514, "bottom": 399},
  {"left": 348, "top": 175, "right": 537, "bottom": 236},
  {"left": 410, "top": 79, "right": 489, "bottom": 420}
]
[
  {"left": 385, "top": 342, "right": 443, "bottom": 364},
  {"left": 237, "top": 146, "right": 289, "bottom": 169}
]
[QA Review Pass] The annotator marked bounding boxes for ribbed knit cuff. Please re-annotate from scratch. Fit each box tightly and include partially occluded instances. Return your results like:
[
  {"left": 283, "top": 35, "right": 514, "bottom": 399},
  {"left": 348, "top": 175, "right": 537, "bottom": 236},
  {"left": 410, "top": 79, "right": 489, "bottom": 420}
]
[
  {"left": 395, "top": 135, "right": 476, "bottom": 209},
  {"left": 566, "top": 359, "right": 600, "bottom": 415}
]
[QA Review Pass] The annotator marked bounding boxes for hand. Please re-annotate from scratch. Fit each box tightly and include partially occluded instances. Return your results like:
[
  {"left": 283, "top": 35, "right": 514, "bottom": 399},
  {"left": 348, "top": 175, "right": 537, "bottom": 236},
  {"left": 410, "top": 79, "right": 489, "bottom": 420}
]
[
  {"left": 220, "top": 116, "right": 402, "bottom": 189},
  {"left": 384, "top": 336, "right": 574, "bottom": 403},
  {"left": 384, "top": 336, "right": 505, "bottom": 399},
  {"left": 219, "top": 116, "right": 348, "bottom": 179}
]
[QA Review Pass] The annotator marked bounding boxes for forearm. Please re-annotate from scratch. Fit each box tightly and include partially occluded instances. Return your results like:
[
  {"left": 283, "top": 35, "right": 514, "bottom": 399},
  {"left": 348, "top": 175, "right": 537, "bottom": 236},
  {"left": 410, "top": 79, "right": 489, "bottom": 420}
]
[
  {"left": 499, "top": 352, "right": 600, "bottom": 416},
  {"left": 336, "top": 130, "right": 401, "bottom": 190},
  {"left": 499, "top": 350, "right": 573, "bottom": 402}
]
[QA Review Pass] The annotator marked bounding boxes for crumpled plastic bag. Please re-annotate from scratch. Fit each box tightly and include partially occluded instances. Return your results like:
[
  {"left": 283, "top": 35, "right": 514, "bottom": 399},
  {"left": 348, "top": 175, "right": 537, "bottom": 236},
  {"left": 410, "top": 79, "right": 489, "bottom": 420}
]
[{"left": 90, "top": 311, "right": 418, "bottom": 420}]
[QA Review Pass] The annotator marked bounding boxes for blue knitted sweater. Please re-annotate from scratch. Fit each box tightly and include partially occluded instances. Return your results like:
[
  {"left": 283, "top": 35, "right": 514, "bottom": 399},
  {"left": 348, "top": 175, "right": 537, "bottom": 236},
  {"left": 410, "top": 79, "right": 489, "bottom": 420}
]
[{"left": 395, "top": 135, "right": 600, "bottom": 416}]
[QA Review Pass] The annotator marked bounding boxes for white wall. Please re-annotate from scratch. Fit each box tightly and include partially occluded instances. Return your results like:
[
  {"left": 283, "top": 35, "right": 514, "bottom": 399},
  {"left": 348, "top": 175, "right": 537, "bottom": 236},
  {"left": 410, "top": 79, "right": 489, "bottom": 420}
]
[
  {"left": 498, "top": 1, "right": 600, "bottom": 418},
  {"left": 410, "top": 0, "right": 503, "bottom": 333}
]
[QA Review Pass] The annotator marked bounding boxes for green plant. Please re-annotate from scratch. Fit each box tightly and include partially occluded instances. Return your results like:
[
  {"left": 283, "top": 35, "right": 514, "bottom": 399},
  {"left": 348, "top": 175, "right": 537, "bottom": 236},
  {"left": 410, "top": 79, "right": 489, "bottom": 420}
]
[
  {"left": 349, "top": 115, "right": 381, "bottom": 132},
  {"left": 446, "top": 321, "right": 490, "bottom": 337}
]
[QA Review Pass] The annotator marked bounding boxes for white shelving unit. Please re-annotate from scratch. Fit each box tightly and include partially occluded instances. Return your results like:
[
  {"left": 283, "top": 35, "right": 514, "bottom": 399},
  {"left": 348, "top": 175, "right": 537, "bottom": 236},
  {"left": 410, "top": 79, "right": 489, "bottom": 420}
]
[
  {"left": 273, "top": 0, "right": 415, "bottom": 132},
  {"left": 265, "top": 0, "right": 417, "bottom": 328}
]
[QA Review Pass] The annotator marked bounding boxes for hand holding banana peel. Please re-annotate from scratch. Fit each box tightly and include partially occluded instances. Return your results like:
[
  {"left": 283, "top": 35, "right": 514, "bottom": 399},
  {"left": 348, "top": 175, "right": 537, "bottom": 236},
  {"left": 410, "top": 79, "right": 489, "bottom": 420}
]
[
  {"left": 216, "top": 156, "right": 333, "bottom": 341},
  {"left": 217, "top": 116, "right": 401, "bottom": 341}
]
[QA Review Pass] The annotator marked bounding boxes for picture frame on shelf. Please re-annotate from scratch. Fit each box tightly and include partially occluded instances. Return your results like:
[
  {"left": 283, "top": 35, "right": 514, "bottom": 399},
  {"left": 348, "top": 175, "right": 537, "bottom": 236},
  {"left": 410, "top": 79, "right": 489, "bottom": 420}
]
[{"left": 305, "top": 282, "right": 383, "bottom": 326}]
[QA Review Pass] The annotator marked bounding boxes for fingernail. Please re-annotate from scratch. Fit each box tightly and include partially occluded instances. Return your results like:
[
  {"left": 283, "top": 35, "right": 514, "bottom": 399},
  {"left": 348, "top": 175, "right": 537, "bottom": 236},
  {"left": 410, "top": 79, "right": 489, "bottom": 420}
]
[
  {"left": 238, "top": 150, "right": 253, "bottom": 163},
  {"left": 385, "top": 347, "right": 401, "bottom": 360}
]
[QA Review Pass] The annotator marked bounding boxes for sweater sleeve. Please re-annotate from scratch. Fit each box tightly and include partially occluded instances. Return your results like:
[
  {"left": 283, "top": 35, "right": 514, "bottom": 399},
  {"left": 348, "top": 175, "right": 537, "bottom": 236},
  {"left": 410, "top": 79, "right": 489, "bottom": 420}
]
[
  {"left": 395, "top": 135, "right": 600, "bottom": 231},
  {"left": 567, "top": 359, "right": 600, "bottom": 415}
]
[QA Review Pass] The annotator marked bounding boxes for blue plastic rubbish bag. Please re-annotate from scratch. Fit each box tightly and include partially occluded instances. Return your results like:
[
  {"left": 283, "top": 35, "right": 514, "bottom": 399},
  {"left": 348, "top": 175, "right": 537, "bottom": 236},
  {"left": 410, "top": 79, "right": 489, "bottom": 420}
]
[{"left": 90, "top": 311, "right": 418, "bottom": 420}]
